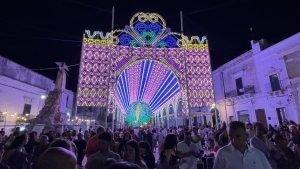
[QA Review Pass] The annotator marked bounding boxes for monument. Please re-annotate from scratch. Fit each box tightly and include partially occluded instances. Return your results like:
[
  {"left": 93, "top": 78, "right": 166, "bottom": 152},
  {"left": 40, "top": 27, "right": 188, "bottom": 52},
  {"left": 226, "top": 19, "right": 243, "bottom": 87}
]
[{"left": 28, "top": 62, "right": 69, "bottom": 132}]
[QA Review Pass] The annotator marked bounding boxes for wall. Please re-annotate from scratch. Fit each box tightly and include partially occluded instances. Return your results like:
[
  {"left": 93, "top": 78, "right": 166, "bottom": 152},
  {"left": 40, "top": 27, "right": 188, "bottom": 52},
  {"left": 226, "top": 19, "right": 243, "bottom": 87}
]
[
  {"left": 0, "top": 56, "right": 54, "bottom": 91},
  {"left": 0, "top": 75, "right": 48, "bottom": 134}
]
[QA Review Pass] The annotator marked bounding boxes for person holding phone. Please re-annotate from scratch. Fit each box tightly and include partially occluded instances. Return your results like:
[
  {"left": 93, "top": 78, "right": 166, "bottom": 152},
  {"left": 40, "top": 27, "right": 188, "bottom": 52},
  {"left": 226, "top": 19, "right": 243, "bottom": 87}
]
[{"left": 177, "top": 132, "right": 202, "bottom": 169}]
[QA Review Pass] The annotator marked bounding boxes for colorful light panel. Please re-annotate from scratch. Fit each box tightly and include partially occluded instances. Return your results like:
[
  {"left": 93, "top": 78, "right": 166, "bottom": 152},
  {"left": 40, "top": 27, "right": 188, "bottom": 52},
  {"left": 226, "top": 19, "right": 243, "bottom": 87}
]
[
  {"left": 115, "top": 60, "right": 181, "bottom": 115},
  {"left": 125, "top": 101, "right": 152, "bottom": 126}
]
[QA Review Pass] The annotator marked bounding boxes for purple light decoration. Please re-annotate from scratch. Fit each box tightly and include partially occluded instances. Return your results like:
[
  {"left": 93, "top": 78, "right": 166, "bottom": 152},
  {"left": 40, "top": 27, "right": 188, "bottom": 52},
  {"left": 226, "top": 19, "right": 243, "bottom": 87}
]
[
  {"left": 127, "top": 61, "right": 142, "bottom": 104},
  {"left": 142, "top": 62, "right": 169, "bottom": 104}
]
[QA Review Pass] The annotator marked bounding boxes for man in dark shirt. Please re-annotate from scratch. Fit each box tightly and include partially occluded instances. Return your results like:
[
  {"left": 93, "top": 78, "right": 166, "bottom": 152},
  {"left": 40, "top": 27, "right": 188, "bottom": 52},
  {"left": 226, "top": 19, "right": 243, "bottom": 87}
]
[
  {"left": 74, "top": 132, "right": 87, "bottom": 166},
  {"left": 0, "top": 128, "right": 5, "bottom": 136},
  {"left": 62, "top": 128, "right": 68, "bottom": 138}
]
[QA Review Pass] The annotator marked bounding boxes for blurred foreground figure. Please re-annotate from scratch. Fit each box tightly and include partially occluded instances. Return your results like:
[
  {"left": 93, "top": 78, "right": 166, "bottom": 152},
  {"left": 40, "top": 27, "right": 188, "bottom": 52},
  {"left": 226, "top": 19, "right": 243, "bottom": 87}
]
[
  {"left": 37, "top": 147, "right": 76, "bottom": 169},
  {"left": 213, "top": 121, "right": 272, "bottom": 169}
]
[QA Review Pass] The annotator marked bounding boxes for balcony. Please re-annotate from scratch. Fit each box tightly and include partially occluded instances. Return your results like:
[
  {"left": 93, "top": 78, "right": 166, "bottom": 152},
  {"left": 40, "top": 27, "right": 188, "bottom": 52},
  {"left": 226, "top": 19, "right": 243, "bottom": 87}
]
[{"left": 225, "top": 85, "right": 255, "bottom": 98}]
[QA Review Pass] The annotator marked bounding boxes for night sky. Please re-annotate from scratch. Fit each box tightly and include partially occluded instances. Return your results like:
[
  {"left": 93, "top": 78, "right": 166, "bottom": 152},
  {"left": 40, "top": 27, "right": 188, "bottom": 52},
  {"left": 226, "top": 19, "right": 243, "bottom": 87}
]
[{"left": 0, "top": 0, "right": 299, "bottom": 92}]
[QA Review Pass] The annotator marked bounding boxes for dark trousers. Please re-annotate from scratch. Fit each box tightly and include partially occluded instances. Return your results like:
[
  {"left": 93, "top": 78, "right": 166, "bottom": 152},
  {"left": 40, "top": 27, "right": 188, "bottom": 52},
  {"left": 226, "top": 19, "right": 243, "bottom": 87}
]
[{"left": 77, "top": 153, "right": 84, "bottom": 165}]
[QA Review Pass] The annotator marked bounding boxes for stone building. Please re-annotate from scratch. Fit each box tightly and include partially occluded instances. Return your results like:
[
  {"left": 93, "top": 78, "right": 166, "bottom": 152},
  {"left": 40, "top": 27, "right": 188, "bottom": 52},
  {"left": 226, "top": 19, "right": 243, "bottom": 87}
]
[
  {"left": 0, "top": 56, "right": 74, "bottom": 134},
  {"left": 213, "top": 32, "right": 300, "bottom": 126}
]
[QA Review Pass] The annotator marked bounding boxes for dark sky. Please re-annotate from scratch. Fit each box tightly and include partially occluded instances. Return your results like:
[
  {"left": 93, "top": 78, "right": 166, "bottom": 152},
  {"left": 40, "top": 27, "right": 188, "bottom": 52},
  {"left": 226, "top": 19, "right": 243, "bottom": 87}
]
[{"left": 0, "top": 0, "right": 299, "bottom": 92}]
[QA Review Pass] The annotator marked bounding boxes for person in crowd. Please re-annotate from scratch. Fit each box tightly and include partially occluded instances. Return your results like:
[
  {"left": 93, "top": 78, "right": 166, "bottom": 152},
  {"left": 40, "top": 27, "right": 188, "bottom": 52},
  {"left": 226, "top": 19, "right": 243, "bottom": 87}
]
[
  {"left": 124, "top": 140, "right": 147, "bottom": 169},
  {"left": 138, "top": 130, "right": 144, "bottom": 142},
  {"left": 12, "top": 127, "right": 20, "bottom": 137},
  {"left": 4, "top": 134, "right": 14, "bottom": 150},
  {"left": 62, "top": 128, "right": 68, "bottom": 138},
  {"left": 191, "top": 127, "right": 203, "bottom": 154},
  {"left": 274, "top": 134, "right": 297, "bottom": 169},
  {"left": 250, "top": 122, "right": 280, "bottom": 169},
  {"left": 32, "top": 135, "right": 49, "bottom": 169},
  {"left": 24, "top": 132, "right": 39, "bottom": 167},
  {"left": 84, "top": 130, "right": 90, "bottom": 141},
  {"left": 152, "top": 130, "right": 157, "bottom": 153},
  {"left": 55, "top": 128, "right": 61, "bottom": 138},
  {"left": 118, "top": 132, "right": 132, "bottom": 159},
  {"left": 0, "top": 128, "right": 5, "bottom": 136},
  {"left": 139, "top": 141, "right": 155, "bottom": 169},
  {"left": 130, "top": 130, "right": 138, "bottom": 141},
  {"left": 159, "top": 134, "right": 184, "bottom": 169},
  {"left": 208, "top": 127, "right": 216, "bottom": 151},
  {"left": 213, "top": 121, "right": 272, "bottom": 169},
  {"left": 104, "top": 158, "right": 117, "bottom": 169},
  {"left": 145, "top": 130, "right": 153, "bottom": 152},
  {"left": 108, "top": 161, "right": 141, "bottom": 169},
  {"left": 85, "top": 126, "right": 105, "bottom": 159},
  {"left": 177, "top": 131, "right": 201, "bottom": 169},
  {"left": 0, "top": 143, "right": 10, "bottom": 169},
  {"left": 218, "top": 128, "right": 229, "bottom": 147},
  {"left": 281, "top": 121, "right": 289, "bottom": 133},
  {"left": 49, "top": 138, "right": 78, "bottom": 158},
  {"left": 74, "top": 132, "right": 87, "bottom": 167},
  {"left": 85, "top": 132, "right": 121, "bottom": 169},
  {"left": 2, "top": 135, "right": 28, "bottom": 169},
  {"left": 246, "top": 123, "right": 255, "bottom": 142},
  {"left": 157, "top": 129, "right": 164, "bottom": 149},
  {"left": 37, "top": 147, "right": 77, "bottom": 169}
]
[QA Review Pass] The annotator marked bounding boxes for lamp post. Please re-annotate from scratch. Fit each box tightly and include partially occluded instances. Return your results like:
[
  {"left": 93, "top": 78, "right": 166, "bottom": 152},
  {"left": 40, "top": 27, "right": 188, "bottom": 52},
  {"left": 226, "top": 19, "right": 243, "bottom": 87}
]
[{"left": 3, "top": 111, "right": 7, "bottom": 130}]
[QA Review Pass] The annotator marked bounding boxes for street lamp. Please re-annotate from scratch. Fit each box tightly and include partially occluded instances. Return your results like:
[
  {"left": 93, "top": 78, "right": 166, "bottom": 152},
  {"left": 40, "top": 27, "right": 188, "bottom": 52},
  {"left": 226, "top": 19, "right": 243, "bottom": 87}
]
[{"left": 2, "top": 111, "right": 7, "bottom": 130}]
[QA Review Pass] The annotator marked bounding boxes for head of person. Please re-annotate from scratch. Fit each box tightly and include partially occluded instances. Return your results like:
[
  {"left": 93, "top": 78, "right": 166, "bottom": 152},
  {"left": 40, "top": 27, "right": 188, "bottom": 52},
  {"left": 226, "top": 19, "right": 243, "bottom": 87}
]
[
  {"left": 254, "top": 122, "right": 265, "bottom": 137},
  {"left": 193, "top": 127, "right": 198, "bottom": 134},
  {"left": 123, "top": 132, "right": 132, "bottom": 141},
  {"left": 50, "top": 138, "right": 78, "bottom": 157},
  {"left": 108, "top": 162, "right": 141, "bottom": 169},
  {"left": 184, "top": 131, "right": 192, "bottom": 144},
  {"left": 40, "top": 135, "right": 49, "bottom": 146},
  {"left": 160, "top": 134, "right": 177, "bottom": 154},
  {"left": 124, "top": 140, "right": 141, "bottom": 163},
  {"left": 138, "top": 141, "right": 151, "bottom": 156},
  {"left": 290, "top": 125, "right": 298, "bottom": 135},
  {"left": 98, "top": 132, "right": 112, "bottom": 152},
  {"left": 37, "top": 147, "right": 76, "bottom": 169},
  {"left": 274, "top": 133, "right": 287, "bottom": 148},
  {"left": 97, "top": 126, "right": 105, "bottom": 135},
  {"left": 9, "top": 135, "right": 27, "bottom": 149},
  {"left": 77, "top": 133, "right": 83, "bottom": 140},
  {"left": 228, "top": 121, "right": 248, "bottom": 150}
]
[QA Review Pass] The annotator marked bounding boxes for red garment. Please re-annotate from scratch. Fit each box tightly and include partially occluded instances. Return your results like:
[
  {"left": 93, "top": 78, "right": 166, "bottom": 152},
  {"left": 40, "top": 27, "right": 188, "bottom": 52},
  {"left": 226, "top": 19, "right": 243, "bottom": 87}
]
[
  {"left": 85, "top": 135, "right": 100, "bottom": 159},
  {"left": 214, "top": 146, "right": 219, "bottom": 153}
]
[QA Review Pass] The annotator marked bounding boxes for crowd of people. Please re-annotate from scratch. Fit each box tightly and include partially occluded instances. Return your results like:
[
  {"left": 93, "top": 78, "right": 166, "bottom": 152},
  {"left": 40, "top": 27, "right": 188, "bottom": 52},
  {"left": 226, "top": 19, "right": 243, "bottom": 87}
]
[{"left": 0, "top": 120, "right": 299, "bottom": 169}]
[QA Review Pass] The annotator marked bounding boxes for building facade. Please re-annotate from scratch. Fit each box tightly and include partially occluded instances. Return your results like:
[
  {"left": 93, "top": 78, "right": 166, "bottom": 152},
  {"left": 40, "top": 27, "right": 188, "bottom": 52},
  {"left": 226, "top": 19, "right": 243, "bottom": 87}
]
[
  {"left": 213, "top": 32, "right": 300, "bottom": 126},
  {"left": 0, "top": 56, "right": 74, "bottom": 134}
]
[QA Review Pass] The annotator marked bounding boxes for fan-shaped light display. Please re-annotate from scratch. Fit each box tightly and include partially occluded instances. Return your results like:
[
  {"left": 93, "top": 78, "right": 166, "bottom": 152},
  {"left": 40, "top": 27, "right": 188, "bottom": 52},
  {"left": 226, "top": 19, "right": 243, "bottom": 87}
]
[
  {"left": 114, "top": 60, "right": 181, "bottom": 125},
  {"left": 125, "top": 101, "right": 152, "bottom": 126}
]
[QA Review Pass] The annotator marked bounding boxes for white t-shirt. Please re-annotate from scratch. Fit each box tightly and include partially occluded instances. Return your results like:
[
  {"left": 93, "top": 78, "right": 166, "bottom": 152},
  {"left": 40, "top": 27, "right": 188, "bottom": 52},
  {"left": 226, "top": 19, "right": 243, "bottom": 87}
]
[
  {"left": 213, "top": 143, "right": 272, "bottom": 169},
  {"left": 192, "top": 134, "right": 203, "bottom": 150},
  {"left": 153, "top": 133, "right": 158, "bottom": 140},
  {"left": 177, "top": 141, "right": 199, "bottom": 169}
]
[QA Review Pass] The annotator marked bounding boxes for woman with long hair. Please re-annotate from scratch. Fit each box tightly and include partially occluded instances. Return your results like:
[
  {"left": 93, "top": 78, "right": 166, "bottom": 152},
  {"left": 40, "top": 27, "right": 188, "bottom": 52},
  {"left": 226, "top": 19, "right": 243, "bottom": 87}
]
[
  {"left": 118, "top": 132, "right": 132, "bottom": 159},
  {"left": 2, "top": 135, "right": 28, "bottom": 169},
  {"left": 159, "top": 134, "right": 184, "bottom": 169},
  {"left": 124, "top": 140, "right": 147, "bottom": 169},
  {"left": 139, "top": 141, "right": 155, "bottom": 169}
]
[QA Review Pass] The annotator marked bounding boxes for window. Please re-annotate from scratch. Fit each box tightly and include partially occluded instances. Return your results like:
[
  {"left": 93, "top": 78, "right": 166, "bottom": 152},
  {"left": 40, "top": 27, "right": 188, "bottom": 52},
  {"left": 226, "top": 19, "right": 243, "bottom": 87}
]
[
  {"left": 23, "top": 104, "right": 31, "bottom": 115},
  {"left": 276, "top": 108, "right": 287, "bottom": 125},
  {"left": 269, "top": 74, "right": 281, "bottom": 91},
  {"left": 235, "top": 78, "right": 244, "bottom": 96}
]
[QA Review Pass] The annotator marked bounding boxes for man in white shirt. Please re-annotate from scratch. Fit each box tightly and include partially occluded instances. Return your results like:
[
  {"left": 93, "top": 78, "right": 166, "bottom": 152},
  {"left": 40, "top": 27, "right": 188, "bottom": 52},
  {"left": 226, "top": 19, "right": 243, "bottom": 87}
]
[
  {"left": 192, "top": 127, "right": 203, "bottom": 153},
  {"left": 213, "top": 121, "right": 272, "bottom": 169},
  {"left": 177, "top": 131, "right": 202, "bottom": 169}
]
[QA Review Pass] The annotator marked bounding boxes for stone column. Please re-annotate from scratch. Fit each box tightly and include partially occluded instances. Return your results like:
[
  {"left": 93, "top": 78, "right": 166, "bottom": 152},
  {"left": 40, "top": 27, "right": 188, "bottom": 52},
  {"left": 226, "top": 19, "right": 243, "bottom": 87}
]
[{"left": 166, "top": 107, "right": 170, "bottom": 129}]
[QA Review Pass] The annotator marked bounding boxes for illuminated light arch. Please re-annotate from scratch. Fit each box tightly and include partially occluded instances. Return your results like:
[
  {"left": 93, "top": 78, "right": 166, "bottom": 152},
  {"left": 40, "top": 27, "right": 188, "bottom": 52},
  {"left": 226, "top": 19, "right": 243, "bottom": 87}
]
[{"left": 77, "top": 12, "right": 214, "bottom": 125}]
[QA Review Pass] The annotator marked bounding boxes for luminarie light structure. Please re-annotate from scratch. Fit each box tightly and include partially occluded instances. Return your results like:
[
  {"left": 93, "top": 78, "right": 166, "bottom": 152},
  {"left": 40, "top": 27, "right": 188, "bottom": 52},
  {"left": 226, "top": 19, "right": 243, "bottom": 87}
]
[{"left": 77, "top": 12, "right": 214, "bottom": 125}]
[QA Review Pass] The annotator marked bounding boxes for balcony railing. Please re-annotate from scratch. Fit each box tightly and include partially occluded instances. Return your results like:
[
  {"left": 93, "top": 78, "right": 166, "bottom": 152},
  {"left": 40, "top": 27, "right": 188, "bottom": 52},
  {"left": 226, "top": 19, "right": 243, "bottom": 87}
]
[{"left": 225, "top": 85, "right": 255, "bottom": 98}]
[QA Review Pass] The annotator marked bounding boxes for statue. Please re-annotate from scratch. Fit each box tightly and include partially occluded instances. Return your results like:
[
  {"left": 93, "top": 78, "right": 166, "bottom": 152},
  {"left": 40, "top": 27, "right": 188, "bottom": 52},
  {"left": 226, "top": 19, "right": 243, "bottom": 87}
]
[{"left": 29, "top": 62, "right": 69, "bottom": 132}]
